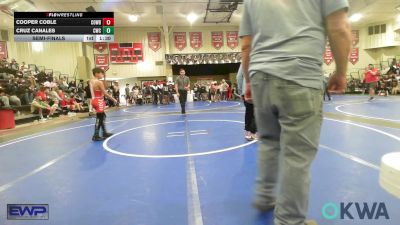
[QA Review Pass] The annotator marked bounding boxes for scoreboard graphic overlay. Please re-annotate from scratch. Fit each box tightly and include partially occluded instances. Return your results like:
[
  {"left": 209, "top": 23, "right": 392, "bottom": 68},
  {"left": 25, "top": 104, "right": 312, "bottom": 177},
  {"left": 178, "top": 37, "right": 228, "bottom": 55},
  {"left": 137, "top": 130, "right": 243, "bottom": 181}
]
[{"left": 14, "top": 12, "right": 114, "bottom": 42}]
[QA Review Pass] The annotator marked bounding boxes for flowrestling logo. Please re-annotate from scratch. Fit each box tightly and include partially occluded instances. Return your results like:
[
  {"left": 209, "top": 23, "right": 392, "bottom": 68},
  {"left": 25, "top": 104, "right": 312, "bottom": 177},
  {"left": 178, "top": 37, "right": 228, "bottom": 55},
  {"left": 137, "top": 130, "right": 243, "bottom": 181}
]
[
  {"left": 322, "top": 202, "right": 390, "bottom": 220},
  {"left": 7, "top": 204, "right": 49, "bottom": 220}
]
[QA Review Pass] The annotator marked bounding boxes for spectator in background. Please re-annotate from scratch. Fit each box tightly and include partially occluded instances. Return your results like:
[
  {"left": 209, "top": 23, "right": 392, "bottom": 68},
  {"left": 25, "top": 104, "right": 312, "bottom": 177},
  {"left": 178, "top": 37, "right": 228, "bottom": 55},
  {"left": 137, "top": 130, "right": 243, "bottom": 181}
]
[
  {"left": 162, "top": 83, "right": 170, "bottom": 104},
  {"left": 193, "top": 83, "right": 200, "bottom": 101},
  {"left": 59, "top": 77, "right": 68, "bottom": 91},
  {"left": 0, "top": 57, "right": 7, "bottom": 68},
  {"left": 232, "top": 83, "right": 240, "bottom": 101},
  {"left": 84, "top": 80, "right": 93, "bottom": 115},
  {"left": 68, "top": 80, "right": 76, "bottom": 88},
  {"left": 152, "top": 81, "right": 159, "bottom": 104},
  {"left": 16, "top": 79, "right": 30, "bottom": 104},
  {"left": 377, "top": 78, "right": 390, "bottom": 96},
  {"left": 131, "top": 85, "right": 139, "bottom": 104},
  {"left": 37, "top": 70, "right": 47, "bottom": 83},
  {"left": 27, "top": 75, "right": 37, "bottom": 102},
  {"left": 158, "top": 81, "right": 165, "bottom": 104},
  {"left": 210, "top": 81, "right": 217, "bottom": 102},
  {"left": 10, "top": 59, "right": 19, "bottom": 70},
  {"left": 143, "top": 85, "right": 152, "bottom": 104},
  {"left": 391, "top": 75, "right": 399, "bottom": 95},
  {"left": 19, "top": 62, "right": 28, "bottom": 71},
  {"left": 68, "top": 80, "right": 77, "bottom": 93},
  {"left": 125, "top": 83, "right": 131, "bottom": 106},
  {"left": 58, "top": 89, "right": 69, "bottom": 113},
  {"left": 31, "top": 86, "right": 57, "bottom": 121},
  {"left": 237, "top": 65, "right": 257, "bottom": 140},
  {"left": 77, "top": 79, "right": 85, "bottom": 101},
  {"left": 5, "top": 77, "right": 21, "bottom": 106},
  {"left": 112, "top": 82, "right": 120, "bottom": 106},
  {"left": 47, "top": 87, "right": 62, "bottom": 103},
  {"left": 388, "top": 59, "right": 399, "bottom": 75},
  {"left": 220, "top": 79, "right": 229, "bottom": 101},
  {"left": 227, "top": 81, "right": 232, "bottom": 100},
  {"left": 364, "top": 64, "right": 380, "bottom": 101},
  {"left": 69, "top": 94, "right": 84, "bottom": 112},
  {"left": 215, "top": 82, "right": 221, "bottom": 102},
  {"left": 0, "top": 87, "right": 10, "bottom": 107}
]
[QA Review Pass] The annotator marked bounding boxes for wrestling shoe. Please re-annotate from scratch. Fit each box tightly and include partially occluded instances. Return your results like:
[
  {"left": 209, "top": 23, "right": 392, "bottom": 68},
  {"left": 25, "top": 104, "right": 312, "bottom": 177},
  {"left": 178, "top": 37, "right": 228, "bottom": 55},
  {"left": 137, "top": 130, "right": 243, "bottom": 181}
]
[{"left": 92, "top": 136, "right": 106, "bottom": 141}]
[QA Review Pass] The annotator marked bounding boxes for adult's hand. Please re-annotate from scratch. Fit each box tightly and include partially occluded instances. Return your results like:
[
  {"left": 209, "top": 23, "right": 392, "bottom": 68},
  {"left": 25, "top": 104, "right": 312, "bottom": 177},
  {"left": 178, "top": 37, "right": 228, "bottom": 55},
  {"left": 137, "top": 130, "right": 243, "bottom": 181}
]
[
  {"left": 328, "top": 73, "right": 346, "bottom": 94},
  {"left": 244, "top": 83, "right": 253, "bottom": 103}
]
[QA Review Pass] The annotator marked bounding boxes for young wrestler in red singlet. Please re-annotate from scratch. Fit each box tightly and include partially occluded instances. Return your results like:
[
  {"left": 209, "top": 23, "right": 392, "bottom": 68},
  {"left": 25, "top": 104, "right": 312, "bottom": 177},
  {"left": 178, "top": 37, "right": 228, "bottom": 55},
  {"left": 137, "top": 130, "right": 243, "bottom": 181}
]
[{"left": 90, "top": 67, "right": 117, "bottom": 141}]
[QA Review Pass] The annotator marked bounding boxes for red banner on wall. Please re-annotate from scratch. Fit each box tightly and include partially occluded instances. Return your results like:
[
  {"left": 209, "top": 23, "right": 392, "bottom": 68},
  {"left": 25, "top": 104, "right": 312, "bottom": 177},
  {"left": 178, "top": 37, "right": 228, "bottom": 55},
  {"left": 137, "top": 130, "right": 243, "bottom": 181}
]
[
  {"left": 174, "top": 32, "right": 187, "bottom": 51},
  {"left": 95, "top": 55, "right": 109, "bottom": 71},
  {"left": 324, "top": 41, "right": 334, "bottom": 65},
  {"left": 0, "top": 42, "right": 8, "bottom": 59},
  {"left": 94, "top": 42, "right": 107, "bottom": 53},
  {"left": 148, "top": 32, "right": 161, "bottom": 52},
  {"left": 352, "top": 30, "right": 359, "bottom": 46},
  {"left": 349, "top": 48, "right": 359, "bottom": 65},
  {"left": 189, "top": 32, "right": 202, "bottom": 51},
  {"left": 211, "top": 31, "right": 224, "bottom": 50},
  {"left": 226, "top": 31, "right": 238, "bottom": 50},
  {"left": 109, "top": 43, "right": 144, "bottom": 64}
]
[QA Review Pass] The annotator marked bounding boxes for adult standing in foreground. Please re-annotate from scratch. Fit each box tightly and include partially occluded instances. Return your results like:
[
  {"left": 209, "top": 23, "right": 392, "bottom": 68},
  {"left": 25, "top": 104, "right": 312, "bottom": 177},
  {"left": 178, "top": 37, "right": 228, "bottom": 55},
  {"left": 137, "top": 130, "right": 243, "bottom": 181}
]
[
  {"left": 175, "top": 68, "right": 190, "bottom": 114},
  {"left": 239, "top": 1, "right": 351, "bottom": 225}
]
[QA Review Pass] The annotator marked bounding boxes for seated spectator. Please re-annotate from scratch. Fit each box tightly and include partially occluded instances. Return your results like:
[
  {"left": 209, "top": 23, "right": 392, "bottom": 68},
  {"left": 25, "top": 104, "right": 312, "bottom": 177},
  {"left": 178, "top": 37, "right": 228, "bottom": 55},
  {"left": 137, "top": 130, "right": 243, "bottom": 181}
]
[
  {"left": 47, "top": 87, "right": 62, "bottom": 103},
  {"left": 10, "top": 59, "right": 19, "bottom": 71},
  {"left": 58, "top": 77, "right": 69, "bottom": 91},
  {"left": 16, "top": 79, "right": 31, "bottom": 105},
  {"left": 377, "top": 79, "right": 389, "bottom": 96},
  {"left": 58, "top": 89, "right": 69, "bottom": 113},
  {"left": 0, "top": 57, "right": 8, "bottom": 68},
  {"left": 77, "top": 79, "right": 85, "bottom": 101},
  {"left": 392, "top": 75, "right": 399, "bottom": 95},
  {"left": 4, "top": 77, "right": 22, "bottom": 106},
  {"left": 19, "top": 62, "right": 28, "bottom": 72},
  {"left": 0, "top": 87, "right": 10, "bottom": 108},
  {"left": 388, "top": 59, "right": 400, "bottom": 75},
  {"left": 84, "top": 80, "right": 93, "bottom": 114},
  {"left": 31, "top": 86, "right": 57, "bottom": 121},
  {"left": 68, "top": 80, "right": 76, "bottom": 90},
  {"left": 68, "top": 94, "right": 84, "bottom": 112}
]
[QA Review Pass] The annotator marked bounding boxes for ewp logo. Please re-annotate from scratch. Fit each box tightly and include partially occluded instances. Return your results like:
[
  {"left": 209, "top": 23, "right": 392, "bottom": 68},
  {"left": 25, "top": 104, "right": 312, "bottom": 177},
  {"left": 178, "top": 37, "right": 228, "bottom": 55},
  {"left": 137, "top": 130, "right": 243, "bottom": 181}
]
[
  {"left": 7, "top": 204, "right": 49, "bottom": 220},
  {"left": 322, "top": 202, "right": 390, "bottom": 220}
]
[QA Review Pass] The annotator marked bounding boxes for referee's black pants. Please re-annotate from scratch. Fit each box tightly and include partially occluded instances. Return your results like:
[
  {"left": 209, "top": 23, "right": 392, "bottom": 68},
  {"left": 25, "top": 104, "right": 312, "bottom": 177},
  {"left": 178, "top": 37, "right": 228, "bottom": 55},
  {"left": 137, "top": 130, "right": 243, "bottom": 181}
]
[{"left": 178, "top": 90, "right": 188, "bottom": 114}]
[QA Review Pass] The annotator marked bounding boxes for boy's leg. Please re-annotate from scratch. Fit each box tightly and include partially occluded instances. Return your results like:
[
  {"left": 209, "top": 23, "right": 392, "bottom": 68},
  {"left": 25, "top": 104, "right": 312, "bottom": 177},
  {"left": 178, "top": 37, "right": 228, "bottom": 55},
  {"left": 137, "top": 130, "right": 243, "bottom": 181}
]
[{"left": 100, "top": 112, "right": 113, "bottom": 138}]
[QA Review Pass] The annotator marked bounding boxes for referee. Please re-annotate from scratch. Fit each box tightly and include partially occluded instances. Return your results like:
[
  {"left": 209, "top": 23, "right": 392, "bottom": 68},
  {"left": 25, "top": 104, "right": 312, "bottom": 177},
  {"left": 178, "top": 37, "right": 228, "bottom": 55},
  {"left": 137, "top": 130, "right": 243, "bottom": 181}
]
[{"left": 175, "top": 68, "right": 190, "bottom": 114}]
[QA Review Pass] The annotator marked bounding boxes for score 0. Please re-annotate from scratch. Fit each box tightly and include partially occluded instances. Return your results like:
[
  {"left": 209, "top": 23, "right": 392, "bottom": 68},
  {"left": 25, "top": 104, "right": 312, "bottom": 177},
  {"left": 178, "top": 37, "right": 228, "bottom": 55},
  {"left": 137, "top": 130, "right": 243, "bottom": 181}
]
[{"left": 103, "top": 18, "right": 114, "bottom": 26}]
